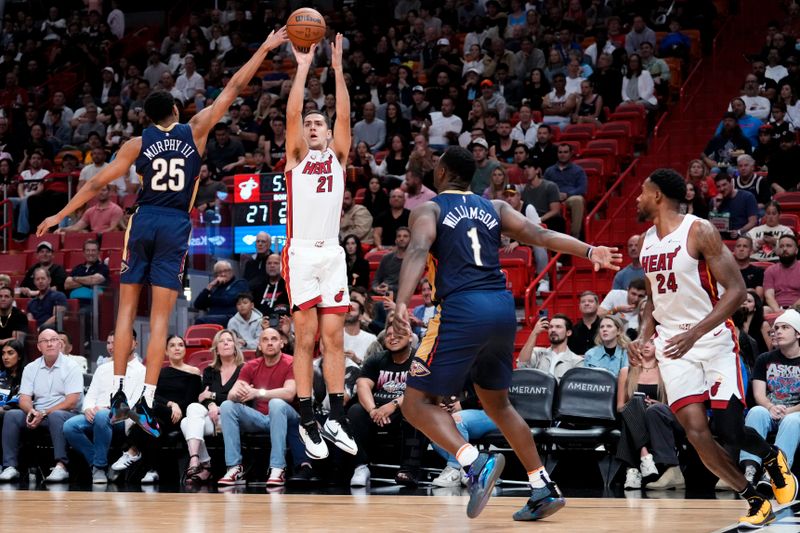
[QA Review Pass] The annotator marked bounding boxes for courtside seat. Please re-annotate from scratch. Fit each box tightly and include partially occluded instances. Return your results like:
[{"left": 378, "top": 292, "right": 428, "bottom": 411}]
[
  {"left": 545, "top": 367, "right": 621, "bottom": 487},
  {"left": 475, "top": 369, "right": 557, "bottom": 448},
  {"left": 62, "top": 232, "right": 97, "bottom": 252}
]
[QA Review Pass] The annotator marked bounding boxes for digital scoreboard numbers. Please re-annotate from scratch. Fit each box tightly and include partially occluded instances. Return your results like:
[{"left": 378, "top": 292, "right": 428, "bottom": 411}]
[{"left": 233, "top": 173, "right": 288, "bottom": 253}]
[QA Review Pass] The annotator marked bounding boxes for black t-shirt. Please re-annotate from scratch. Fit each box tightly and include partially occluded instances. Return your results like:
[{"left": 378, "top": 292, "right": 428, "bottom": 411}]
[
  {"left": 0, "top": 307, "right": 28, "bottom": 341},
  {"left": 201, "top": 364, "right": 242, "bottom": 403},
  {"left": 740, "top": 264, "right": 764, "bottom": 290},
  {"left": 22, "top": 262, "right": 67, "bottom": 293},
  {"left": 375, "top": 209, "right": 410, "bottom": 247},
  {"left": 752, "top": 350, "right": 800, "bottom": 406},
  {"left": 360, "top": 350, "right": 412, "bottom": 406},
  {"left": 568, "top": 316, "right": 600, "bottom": 356},
  {"left": 529, "top": 142, "right": 558, "bottom": 171}
]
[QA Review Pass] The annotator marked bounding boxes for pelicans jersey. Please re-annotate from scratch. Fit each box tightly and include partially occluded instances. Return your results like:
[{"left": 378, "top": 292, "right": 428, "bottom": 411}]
[
  {"left": 409, "top": 192, "right": 516, "bottom": 397},
  {"left": 640, "top": 214, "right": 744, "bottom": 412},
  {"left": 121, "top": 123, "right": 200, "bottom": 290},
  {"left": 281, "top": 147, "right": 349, "bottom": 313}
]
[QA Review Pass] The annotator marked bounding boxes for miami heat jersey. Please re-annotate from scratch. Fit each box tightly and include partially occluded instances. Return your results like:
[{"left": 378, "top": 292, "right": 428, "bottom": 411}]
[
  {"left": 285, "top": 147, "right": 344, "bottom": 241},
  {"left": 428, "top": 192, "right": 507, "bottom": 301},
  {"left": 640, "top": 214, "right": 725, "bottom": 330},
  {"left": 134, "top": 123, "right": 201, "bottom": 211}
]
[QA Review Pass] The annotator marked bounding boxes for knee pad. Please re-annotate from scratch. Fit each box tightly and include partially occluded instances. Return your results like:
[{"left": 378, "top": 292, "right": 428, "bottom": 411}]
[{"left": 710, "top": 396, "right": 745, "bottom": 448}]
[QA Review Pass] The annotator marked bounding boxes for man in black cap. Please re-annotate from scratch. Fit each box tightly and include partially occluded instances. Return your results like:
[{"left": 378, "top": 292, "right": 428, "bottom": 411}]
[{"left": 20, "top": 242, "right": 67, "bottom": 295}]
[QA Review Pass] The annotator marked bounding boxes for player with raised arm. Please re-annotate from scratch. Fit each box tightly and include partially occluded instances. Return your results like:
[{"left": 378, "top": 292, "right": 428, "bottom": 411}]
[
  {"left": 630, "top": 168, "right": 797, "bottom": 529},
  {"left": 36, "top": 28, "right": 289, "bottom": 437},
  {"left": 283, "top": 35, "right": 358, "bottom": 459},
  {"left": 392, "top": 146, "right": 622, "bottom": 521}
]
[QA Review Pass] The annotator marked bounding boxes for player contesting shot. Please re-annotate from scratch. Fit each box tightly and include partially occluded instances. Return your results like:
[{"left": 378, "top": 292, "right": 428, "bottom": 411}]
[
  {"left": 283, "top": 34, "right": 358, "bottom": 459},
  {"left": 36, "top": 28, "right": 290, "bottom": 437},
  {"left": 392, "top": 146, "right": 622, "bottom": 521},
  {"left": 630, "top": 168, "right": 797, "bottom": 528}
]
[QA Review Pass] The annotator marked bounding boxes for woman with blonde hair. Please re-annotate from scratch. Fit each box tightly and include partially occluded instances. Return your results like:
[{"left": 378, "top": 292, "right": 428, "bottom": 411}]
[
  {"left": 616, "top": 340, "right": 685, "bottom": 490},
  {"left": 483, "top": 166, "right": 511, "bottom": 200},
  {"left": 583, "top": 315, "right": 630, "bottom": 376},
  {"left": 685, "top": 158, "right": 716, "bottom": 198},
  {"left": 180, "top": 329, "right": 244, "bottom": 483}
]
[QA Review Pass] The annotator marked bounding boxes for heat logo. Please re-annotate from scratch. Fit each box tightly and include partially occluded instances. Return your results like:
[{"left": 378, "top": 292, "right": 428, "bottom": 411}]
[{"left": 238, "top": 177, "right": 259, "bottom": 200}]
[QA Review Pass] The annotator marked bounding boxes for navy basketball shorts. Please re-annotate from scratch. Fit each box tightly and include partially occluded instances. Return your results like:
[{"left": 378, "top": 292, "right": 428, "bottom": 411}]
[
  {"left": 408, "top": 289, "right": 517, "bottom": 397},
  {"left": 120, "top": 205, "right": 192, "bottom": 291}
]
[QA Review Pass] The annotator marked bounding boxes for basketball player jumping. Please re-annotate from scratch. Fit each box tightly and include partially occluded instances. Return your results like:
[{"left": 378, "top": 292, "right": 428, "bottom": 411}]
[
  {"left": 283, "top": 34, "right": 358, "bottom": 459},
  {"left": 37, "top": 28, "right": 290, "bottom": 437},
  {"left": 631, "top": 169, "right": 797, "bottom": 528},
  {"left": 393, "top": 146, "right": 622, "bottom": 520}
]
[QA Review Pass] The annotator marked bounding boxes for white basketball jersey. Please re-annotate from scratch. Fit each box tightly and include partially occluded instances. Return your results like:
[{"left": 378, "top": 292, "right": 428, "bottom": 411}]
[
  {"left": 640, "top": 214, "right": 725, "bottom": 331},
  {"left": 285, "top": 147, "right": 344, "bottom": 241}
]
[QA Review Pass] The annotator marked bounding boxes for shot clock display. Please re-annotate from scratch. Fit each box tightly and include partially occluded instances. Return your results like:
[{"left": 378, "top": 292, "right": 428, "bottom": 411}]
[{"left": 232, "top": 172, "right": 288, "bottom": 254}]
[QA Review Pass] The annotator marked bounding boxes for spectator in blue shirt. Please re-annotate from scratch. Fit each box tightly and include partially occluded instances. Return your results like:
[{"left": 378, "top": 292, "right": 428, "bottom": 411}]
[
  {"left": 26, "top": 268, "right": 67, "bottom": 329},
  {"left": 711, "top": 172, "right": 759, "bottom": 240},
  {"left": 715, "top": 98, "right": 764, "bottom": 148},
  {"left": 543, "top": 143, "right": 587, "bottom": 238},
  {"left": 584, "top": 316, "right": 630, "bottom": 377},
  {"left": 612, "top": 235, "right": 646, "bottom": 290},
  {"left": 64, "top": 239, "right": 109, "bottom": 303},
  {"left": 194, "top": 260, "right": 250, "bottom": 326}
]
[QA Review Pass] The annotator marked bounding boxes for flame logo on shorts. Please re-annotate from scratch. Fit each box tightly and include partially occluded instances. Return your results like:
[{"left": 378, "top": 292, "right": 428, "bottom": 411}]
[
  {"left": 710, "top": 379, "right": 722, "bottom": 397},
  {"left": 334, "top": 290, "right": 344, "bottom": 303}
]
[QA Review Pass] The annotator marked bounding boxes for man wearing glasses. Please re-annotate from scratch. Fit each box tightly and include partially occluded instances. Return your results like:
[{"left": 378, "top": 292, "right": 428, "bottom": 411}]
[{"left": 0, "top": 328, "right": 83, "bottom": 483}]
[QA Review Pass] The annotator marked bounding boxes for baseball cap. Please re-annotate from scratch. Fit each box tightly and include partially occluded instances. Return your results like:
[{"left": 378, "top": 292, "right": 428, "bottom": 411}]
[
  {"left": 103, "top": 66, "right": 114, "bottom": 75},
  {"left": 775, "top": 309, "right": 800, "bottom": 334},
  {"left": 37, "top": 242, "right": 53, "bottom": 251},
  {"left": 469, "top": 138, "right": 489, "bottom": 150},
  {"left": 436, "top": 38, "right": 450, "bottom": 46},
  {"left": 464, "top": 68, "right": 480, "bottom": 76},
  {"left": 503, "top": 185, "right": 519, "bottom": 196},
  {"left": 721, "top": 111, "right": 737, "bottom": 120},
  {"left": 480, "top": 79, "right": 494, "bottom": 88},
  {"left": 412, "top": 85, "right": 425, "bottom": 93}
]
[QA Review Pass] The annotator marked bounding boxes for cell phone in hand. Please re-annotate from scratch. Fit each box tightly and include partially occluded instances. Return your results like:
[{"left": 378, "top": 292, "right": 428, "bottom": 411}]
[
  {"left": 539, "top": 309, "right": 549, "bottom": 319},
  {"left": 633, "top": 392, "right": 647, "bottom": 399}
]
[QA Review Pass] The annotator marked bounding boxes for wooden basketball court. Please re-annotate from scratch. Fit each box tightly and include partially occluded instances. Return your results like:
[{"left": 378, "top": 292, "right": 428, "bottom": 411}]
[{"left": 4, "top": 490, "right": 796, "bottom": 532}]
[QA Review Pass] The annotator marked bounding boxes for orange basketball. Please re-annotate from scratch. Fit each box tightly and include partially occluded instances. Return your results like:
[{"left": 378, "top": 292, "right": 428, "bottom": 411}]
[{"left": 286, "top": 8, "right": 326, "bottom": 51}]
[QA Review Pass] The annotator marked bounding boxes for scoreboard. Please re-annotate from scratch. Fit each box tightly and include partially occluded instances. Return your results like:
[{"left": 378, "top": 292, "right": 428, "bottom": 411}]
[{"left": 232, "top": 172, "right": 288, "bottom": 254}]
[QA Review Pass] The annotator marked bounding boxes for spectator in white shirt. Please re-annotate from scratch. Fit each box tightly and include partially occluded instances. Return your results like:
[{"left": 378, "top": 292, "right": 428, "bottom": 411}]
[
  {"left": 736, "top": 74, "right": 772, "bottom": 121},
  {"left": 510, "top": 104, "right": 539, "bottom": 148},
  {"left": 227, "top": 293, "right": 263, "bottom": 350},
  {"left": 175, "top": 55, "right": 206, "bottom": 111},
  {"left": 62, "top": 330, "right": 144, "bottom": 483},
  {"left": 599, "top": 278, "right": 648, "bottom": 334},
  {"left": 343, "top": 300, "right": 376, "bottom": 366},
  {"left": 765, "top": 48, "right": 788, "bottom": 83},
  {"left": 427, "top": 97, "right": 463, "bottom": 149}
]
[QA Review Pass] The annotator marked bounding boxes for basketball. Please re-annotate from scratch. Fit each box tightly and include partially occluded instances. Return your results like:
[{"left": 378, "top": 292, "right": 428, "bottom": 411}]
[{"left": 286, "top": 8, "right": 326, "bottom": 51}]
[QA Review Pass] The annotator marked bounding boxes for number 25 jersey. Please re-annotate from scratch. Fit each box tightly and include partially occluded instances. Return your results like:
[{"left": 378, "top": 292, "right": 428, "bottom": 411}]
[
  {"left": 135, "top": 123, "right": 202, "bottom": 211},
  {"left": 640, "top": 214, "right": 725, "bottom": 331},
  {"left": 428, "top": 192, "right": 507, "bottom": 302}
]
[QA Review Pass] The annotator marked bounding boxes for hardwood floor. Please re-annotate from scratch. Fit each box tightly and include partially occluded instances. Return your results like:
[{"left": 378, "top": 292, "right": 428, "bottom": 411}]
[{"left": 0, "top": 491, "right": 764, "bottom": 532}]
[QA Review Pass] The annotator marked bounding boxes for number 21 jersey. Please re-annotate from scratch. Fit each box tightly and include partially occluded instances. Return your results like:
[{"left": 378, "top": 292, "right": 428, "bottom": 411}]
[
  {"left": 284, "top": 147, "right": 344, "bottom": 241},
  {"left": 640, "top": 214, "right": 724, "bottom": 331},
  {"left": 135, "top": 123, "right": 202, "bottom": 211}
]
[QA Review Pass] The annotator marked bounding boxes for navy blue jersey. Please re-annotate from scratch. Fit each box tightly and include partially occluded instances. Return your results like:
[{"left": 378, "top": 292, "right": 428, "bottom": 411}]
[
  {"left": 134, "top": 123, "right": 201, "bottom": 211},
  {"left": 428, "top": 192, "right": 507, "bottom": 301}
]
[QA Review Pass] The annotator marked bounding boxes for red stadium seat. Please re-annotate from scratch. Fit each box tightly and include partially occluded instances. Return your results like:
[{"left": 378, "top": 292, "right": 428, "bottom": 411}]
[
  {"left": 557, "top": 140, "right": 583, "bottom": 156},
  {"left": 15, "top": 297, "right": 31, "bottom": 313},
  {"left": 0, "top": 254, "right": 28, "bottom": 275},
  {"left": 597, "top": 122, "right": 633, "bottom": 159},
  {"left": 607, "top": 111, "right": 645, "bottom": 145},
  {"left": 106, "top": 252, "right": 122, "bottom": 273},
  {"left": 64, "top": 251, "right": 86, "bottom": 270},
  {"left": 25, "top": 234, "right": 60, "bottom": 252},
  {"left": 62, "top": 232, "right": 97, "bottom": 251},
  {"left": 187, "top": 349, "right": 214, "bottom": 367},
  {"left": 185, "top": 324, "right": 223, "bottom": 344},
  {"left": 778, "top": 214, "right": 799, "bottom": 232},
  {"left": 557, "top": 130, "right": 593, "bottom": 150},
  {"left": 243, "top": 350, "right": 257, "bottom": 360},
  {"left": 101, "top": 231, "right": 125, "bottom": 250},
  {"left": 563, "top": 123, "right": 598, "bottom": 137},
  {"left": 354, "top": 187, "right": 366, "bottom": 205}
]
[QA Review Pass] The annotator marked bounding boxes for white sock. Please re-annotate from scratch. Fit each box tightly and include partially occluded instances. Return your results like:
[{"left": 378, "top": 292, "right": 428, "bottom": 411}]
[
  {"left": 528, "top": 466, "right": 550, "bottom": 489},
  {"left": 456, "top": 444, "right": 480, "bottom": 468},
  {"left": 143, "top": 383, "right": 156, "bottom": 408},
  {"left": 113, "top": 375, "right": 125, "bottom": 391}
]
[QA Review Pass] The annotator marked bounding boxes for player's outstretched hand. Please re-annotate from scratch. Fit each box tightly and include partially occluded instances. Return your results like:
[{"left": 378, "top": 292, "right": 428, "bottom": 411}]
[
  {"left": 331, "top": 33, "right": 344, "bottom": 69},
  {"left": 664, "top": 329, "right": 700, "bottom": 359},
  {"left": 589, "top": 246, "right": 623, "bottom": 272},
  {"left": 393, "top": 303, "right": 411, "bottom": 337},
  {"left": 36, "top": 215, "right": 62, "bottom": 237},
  {"left": 293, "top": 42, "right": 318, "bottom": 65},
  {"left": 264, "top": 26, "right": 288, "bottom": 51}
]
